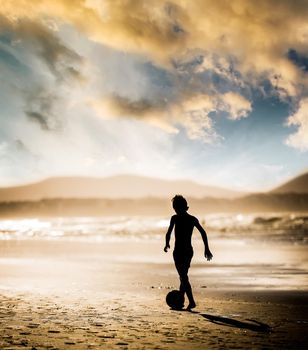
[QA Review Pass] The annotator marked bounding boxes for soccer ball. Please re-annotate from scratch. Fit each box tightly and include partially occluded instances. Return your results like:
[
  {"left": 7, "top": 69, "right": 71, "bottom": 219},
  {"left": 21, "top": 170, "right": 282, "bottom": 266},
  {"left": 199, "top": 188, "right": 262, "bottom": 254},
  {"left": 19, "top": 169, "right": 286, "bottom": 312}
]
[{"left": 166, "top": 290, "right": 184, "bottom": 310}]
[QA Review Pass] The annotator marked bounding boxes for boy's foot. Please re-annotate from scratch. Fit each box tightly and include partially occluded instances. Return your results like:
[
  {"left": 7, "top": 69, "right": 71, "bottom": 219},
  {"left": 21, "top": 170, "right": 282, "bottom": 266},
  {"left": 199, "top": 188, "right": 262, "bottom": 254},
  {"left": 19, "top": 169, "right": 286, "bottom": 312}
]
[{"left": 186, "top": 301, "right": 196, "bottom": 310}]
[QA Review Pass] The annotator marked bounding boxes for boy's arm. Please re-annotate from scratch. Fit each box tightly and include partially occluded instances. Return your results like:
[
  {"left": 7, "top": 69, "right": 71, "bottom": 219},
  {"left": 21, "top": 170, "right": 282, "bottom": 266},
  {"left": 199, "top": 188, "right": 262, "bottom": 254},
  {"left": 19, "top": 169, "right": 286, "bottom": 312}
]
[
  {"left": 195, "top": 219, "right": 213, "bottom": 261},
  {"left": 164, "top": 216, "right": 175, "bottom": 252}
]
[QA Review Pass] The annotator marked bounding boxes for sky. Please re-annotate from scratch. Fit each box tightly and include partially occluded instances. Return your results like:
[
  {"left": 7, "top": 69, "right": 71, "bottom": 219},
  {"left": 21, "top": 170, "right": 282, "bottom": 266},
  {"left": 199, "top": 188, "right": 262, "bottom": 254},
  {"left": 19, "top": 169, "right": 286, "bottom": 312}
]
[{"left": 0, "top": 0, "right": 308, "bottom": 191}]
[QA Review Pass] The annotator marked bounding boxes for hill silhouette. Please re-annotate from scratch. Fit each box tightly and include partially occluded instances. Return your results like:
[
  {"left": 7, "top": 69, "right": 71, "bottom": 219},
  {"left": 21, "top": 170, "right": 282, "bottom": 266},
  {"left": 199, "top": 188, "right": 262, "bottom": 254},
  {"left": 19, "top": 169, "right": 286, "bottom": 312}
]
[
  {"left": 0, "top": 192, "right": 307, "bottom": 218},
  {"left": 271, "top": 172, "right": 308, "bottom": 194},
  {"left": 0, "top": 173, "right": 307, "bottom": 217},
  {"left": 0, "top": 174, "right": 244, "bottom": 202}
]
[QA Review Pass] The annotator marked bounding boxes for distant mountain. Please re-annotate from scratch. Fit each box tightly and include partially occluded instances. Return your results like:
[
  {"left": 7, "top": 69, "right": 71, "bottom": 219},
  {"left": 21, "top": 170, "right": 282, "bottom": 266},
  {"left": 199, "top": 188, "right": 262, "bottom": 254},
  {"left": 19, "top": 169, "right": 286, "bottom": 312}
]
[
  {"left": 0, "top": 175, "right": 244, "bottom": 202},
  {"left": 271, "top": 172, "right": 308, "bottom": 194},
  {"left": 1, "top": 193, "right": 307, "bottom": 218}
]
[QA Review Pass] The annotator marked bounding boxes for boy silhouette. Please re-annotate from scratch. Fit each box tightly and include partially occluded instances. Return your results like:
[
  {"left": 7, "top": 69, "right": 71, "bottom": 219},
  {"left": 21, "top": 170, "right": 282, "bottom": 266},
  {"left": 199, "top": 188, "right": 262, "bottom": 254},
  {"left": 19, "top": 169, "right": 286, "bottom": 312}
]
[{"left": 164, "top": 195, "right": 213, "bottom": 309}]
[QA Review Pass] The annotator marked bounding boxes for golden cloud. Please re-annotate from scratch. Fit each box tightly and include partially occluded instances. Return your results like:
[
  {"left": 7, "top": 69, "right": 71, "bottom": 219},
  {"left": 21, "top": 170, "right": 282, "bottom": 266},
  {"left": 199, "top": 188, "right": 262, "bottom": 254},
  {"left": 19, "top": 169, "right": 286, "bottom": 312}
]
[
  {"left": 2, "top": 0, "right": 308, "bottom": 144},
  {"left": 91, "top": 90, "right": 250, "bottom": 142},
  {"left": 286, "top": 98, "right": 308, "bottom": 150},
  {"left": 220, "top": 92, "right": 252, "bottom": 120},
  {"left": 90, "top": 95, "right": 179, "bottom": 134},
  {"left": 2, "top": 0, "right": 308, "bottom": 92}
]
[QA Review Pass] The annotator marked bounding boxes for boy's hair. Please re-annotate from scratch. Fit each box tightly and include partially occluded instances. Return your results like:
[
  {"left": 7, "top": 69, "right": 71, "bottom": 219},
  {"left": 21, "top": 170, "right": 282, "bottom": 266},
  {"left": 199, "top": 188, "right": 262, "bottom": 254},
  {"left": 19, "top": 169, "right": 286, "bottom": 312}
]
[{"left": 172, "top": 195, "right": 189, "bottom": 212}]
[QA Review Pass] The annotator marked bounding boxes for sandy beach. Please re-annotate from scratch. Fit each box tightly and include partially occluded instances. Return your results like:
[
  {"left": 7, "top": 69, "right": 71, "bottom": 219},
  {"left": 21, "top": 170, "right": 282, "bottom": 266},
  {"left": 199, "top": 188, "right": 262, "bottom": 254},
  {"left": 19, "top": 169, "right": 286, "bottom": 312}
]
[
  {"left": 0, "top": 234, "right": 307, "bottom": 350},
  {"left": 2, "top": 0, "right": 308, "bottom": 348}
]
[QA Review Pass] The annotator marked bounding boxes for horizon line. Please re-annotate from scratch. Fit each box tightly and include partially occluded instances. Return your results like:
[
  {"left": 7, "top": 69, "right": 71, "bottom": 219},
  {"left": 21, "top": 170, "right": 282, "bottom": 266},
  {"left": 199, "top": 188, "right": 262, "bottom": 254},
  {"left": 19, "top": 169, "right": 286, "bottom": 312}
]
[{"left": 0, "top": 170, "right": 306, "bottom": 193}]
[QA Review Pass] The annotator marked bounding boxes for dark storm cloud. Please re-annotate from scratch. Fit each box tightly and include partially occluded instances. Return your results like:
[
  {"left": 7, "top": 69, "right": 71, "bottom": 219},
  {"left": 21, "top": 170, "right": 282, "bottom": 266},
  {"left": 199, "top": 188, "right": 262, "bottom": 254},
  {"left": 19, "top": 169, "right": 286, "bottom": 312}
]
[
  {"left": 0, "top": 15, "right": 83, "bottom": 82},
  {"left": 0, "top": 15, "right": 84, "bottom": 135},
  {"left": 26, "top": 111, "right": 50, "bottom": 130},
  {"left": 105, "top": 95, "right": 168, "bottom": 118},
  {"left": 288, "top": 49, "right": 308, "bottom": 72},
  {"left": 24, "top": 23, "right": 83, "bottom": 82},
  {"left": 24, "top": 89, "right": 62, "bottom": 131}
]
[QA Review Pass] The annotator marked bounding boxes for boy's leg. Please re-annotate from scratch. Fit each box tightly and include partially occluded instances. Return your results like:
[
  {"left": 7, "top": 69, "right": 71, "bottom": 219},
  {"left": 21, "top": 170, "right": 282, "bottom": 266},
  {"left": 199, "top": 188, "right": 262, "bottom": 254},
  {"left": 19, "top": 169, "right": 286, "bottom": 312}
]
[
  {"left": 173, "top": 251, "right": 195, "bottom": 307},
  {"left": 180, "top": 273, "right": 195, "bottom": 307},
  {"left": 179, "top": 274, "right": 186, "bottom": 295},
  {"left": 173, "top": 251, "right": 184, "bottom": 295},
  {"left": 181, "top": 252, "right": 196, "bottom": 308}
]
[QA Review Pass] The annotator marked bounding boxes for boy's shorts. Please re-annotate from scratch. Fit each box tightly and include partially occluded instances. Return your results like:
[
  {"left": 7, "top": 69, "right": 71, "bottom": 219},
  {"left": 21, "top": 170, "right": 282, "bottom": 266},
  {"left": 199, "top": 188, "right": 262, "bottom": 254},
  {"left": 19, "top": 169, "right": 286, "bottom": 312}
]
[{"left": 173, "top": 249, "right": 193, "bottom": 276}]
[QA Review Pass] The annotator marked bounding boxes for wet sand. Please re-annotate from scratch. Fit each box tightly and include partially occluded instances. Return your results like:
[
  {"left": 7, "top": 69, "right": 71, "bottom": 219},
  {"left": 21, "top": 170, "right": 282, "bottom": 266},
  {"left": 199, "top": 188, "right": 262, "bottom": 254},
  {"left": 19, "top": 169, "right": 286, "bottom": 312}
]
[{"left": 0, "top": 239, "right": 307, "bottom": 349}]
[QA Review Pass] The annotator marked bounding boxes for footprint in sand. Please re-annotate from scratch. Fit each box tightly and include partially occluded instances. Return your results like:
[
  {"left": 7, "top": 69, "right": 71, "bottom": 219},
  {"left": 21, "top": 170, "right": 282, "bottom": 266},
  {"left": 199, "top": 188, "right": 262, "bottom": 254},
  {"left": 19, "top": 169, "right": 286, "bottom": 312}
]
[
  {"left": 98, "top": 334, "right": 115, "bottom": 339},
  {"left": 27, "top": 323, "right": 40, "bottom": 328}
]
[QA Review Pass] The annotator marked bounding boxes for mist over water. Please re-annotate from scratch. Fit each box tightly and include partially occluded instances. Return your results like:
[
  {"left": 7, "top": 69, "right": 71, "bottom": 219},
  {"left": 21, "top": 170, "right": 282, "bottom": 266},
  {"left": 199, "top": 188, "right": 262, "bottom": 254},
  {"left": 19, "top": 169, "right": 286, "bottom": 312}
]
[
  {"left": 0, "top": 213, "right": 307, "bottom": 245},
  {"left": 0, "top": 213, "right": 307, "bottom": 291}
]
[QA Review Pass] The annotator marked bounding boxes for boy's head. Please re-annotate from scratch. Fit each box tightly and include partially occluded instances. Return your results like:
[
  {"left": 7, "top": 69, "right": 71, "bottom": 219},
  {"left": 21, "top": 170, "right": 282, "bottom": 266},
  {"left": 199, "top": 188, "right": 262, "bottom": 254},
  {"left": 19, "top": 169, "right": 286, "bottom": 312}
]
[{"left": 172, "top": 195, "right": 189, "bottom": 214}]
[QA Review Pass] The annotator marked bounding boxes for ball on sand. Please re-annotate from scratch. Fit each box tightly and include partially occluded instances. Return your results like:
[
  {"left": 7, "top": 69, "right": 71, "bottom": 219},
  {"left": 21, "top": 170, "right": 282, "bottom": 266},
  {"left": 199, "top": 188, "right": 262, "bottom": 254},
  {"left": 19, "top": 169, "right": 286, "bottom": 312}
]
[{"left": 166, "top": 290, "right": 184, "bottom": 310}]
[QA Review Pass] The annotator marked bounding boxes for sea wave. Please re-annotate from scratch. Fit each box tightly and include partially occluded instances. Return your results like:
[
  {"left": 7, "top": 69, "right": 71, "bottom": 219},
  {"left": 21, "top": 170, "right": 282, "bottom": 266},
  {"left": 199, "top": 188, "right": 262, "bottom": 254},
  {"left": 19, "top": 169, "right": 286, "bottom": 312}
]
[
  {"left": 0, "top": 213, "right": 307, "bottom": 244},
  {"left": 202, "top": 213, "right": 308, "bottom": 244}
]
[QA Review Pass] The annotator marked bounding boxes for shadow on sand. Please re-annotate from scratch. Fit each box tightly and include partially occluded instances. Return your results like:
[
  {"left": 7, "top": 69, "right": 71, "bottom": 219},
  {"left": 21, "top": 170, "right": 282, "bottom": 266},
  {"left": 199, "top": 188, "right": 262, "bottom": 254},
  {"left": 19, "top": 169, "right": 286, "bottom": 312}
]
[
  {"left": 200, "top": 313, "right": 271, "bottom": 333},
  {"left": 172, "top": 309, "right": 271, "bottom": 333}
]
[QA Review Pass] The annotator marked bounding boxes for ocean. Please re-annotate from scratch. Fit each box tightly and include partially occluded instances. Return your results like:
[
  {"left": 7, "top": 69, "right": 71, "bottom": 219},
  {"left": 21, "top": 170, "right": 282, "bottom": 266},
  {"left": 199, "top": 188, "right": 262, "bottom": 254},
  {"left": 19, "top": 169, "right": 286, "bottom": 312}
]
[
  {"left": 0, "top": 213, "right": 307, "bottom": 291},
  {"left": 0, "top": 213, "right": 307, "bottom": 245}
]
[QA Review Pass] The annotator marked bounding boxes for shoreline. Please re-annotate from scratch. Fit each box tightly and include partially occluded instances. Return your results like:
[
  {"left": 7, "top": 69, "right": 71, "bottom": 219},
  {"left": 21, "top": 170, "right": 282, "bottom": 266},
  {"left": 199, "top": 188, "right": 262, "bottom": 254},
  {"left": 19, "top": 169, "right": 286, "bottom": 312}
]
[
  {"left": 1, "top": 287, "right": 308, "bottom": 349},
  {"left": 0, "top": 238, "right": 307, "bottom": 349}
]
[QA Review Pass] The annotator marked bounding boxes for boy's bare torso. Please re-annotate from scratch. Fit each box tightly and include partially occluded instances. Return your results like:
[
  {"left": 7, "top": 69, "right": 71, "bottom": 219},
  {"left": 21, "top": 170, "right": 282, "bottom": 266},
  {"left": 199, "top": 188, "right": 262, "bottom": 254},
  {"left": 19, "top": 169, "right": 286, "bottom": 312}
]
[{"left": 172, "top": 213, "right": 198, "bottom": 251}]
